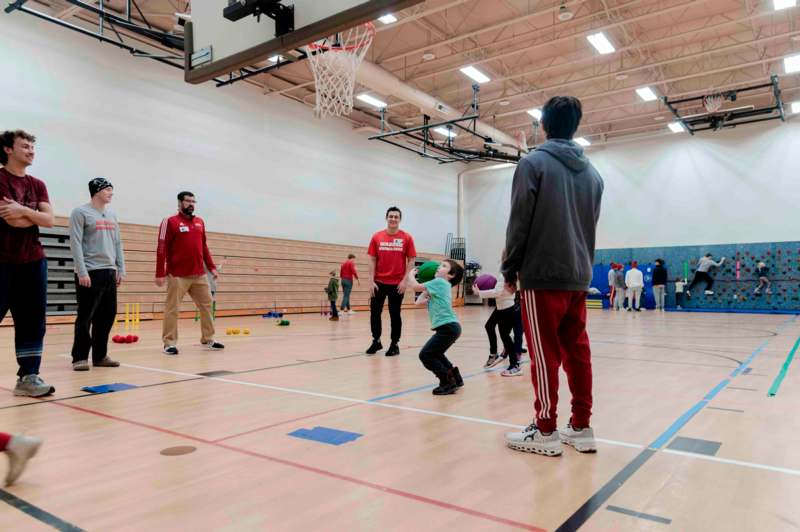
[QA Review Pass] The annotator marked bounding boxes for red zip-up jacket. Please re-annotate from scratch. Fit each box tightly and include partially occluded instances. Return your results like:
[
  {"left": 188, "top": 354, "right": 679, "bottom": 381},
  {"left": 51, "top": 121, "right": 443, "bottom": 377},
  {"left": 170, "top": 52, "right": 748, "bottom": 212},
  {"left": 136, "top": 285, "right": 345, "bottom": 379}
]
[{"left": 156, "top": 212, "right": 216, "bottom": 278}]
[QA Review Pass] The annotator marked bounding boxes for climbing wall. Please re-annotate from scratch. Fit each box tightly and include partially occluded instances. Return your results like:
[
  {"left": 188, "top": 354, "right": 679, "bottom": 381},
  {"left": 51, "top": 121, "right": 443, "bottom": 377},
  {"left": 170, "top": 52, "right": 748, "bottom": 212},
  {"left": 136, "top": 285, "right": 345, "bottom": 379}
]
[{"left": 595, "top": 241, "right": 800, "bottom": 313}]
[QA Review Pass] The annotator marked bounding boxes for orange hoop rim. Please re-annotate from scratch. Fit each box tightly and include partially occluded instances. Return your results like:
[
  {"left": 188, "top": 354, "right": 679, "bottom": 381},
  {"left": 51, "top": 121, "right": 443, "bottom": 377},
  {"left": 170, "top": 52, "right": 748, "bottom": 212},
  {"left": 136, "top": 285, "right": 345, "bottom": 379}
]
[{"left": 305, "top": 22, "right": 375, "bottom": 52}]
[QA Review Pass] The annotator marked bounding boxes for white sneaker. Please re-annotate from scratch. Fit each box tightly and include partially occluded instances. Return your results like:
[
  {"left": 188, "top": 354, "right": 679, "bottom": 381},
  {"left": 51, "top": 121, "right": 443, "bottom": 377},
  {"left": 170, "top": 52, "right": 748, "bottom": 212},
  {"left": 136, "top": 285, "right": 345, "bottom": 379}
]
[
  {"left": 501, "top": 366, "right": 523, "bottom": 377},
  {"left": 704, "top": 290, "right": 714, "bottom": 295},
  {"left": 4, "top": 434, "right": 43, "bottom": 486},
  {"left": 505, "top": 423, "right": 562, "bottom": 456},
  {"left": 348, "top": 310, "right": 356, "bottom": 314},
  {"left": 559, "top": 424, "right": 597, "bottom": 453}
]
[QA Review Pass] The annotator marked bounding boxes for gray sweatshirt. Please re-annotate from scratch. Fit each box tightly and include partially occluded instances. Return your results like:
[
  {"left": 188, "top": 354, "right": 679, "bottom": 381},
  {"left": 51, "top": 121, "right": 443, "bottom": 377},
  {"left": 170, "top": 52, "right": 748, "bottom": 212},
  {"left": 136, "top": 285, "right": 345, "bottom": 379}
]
[
  {"left": 69, "top": 203, "right": 125, "bottom": 277},
  {"left": 697, "top": 256, "right": 724, "bottom": 273},
  {"left": 502, "top": 139, "right": 604, "bottom": 291}
]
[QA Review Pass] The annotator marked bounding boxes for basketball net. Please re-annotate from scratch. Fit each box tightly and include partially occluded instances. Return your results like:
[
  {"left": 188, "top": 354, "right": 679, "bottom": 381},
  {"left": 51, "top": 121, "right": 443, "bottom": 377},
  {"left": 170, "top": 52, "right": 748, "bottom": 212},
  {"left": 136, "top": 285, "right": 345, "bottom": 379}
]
[
  {"left": 304, "top": 22, "right": 375, "bottom": 118},
  {"left": 703, "top": 93, "right": 723, "bottom": 113}
]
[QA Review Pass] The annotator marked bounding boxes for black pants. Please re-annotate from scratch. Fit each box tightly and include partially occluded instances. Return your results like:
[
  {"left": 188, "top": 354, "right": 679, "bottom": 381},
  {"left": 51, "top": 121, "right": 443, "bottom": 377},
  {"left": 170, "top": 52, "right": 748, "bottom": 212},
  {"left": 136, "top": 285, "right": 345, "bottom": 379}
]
[
  {"left": 688, "top": 271, "right": 714, "bottom": 291},
  {"left": 419, "top": 322, "right": 461, "bottom": 378},
  {"left": 0, "top": 259, "right": 47, "bottom": 377},
  {"left": 513, "top": 303, "right": 523, "bottom": 356},
  {"left": 72, "top": 269, "right": 117, "bottom": 364},
  {"left": 370, "top": 282, "right": 404, "bottom": 344},
  {"left": 329, "top": 300, "right": 338, "bottom": 318}
]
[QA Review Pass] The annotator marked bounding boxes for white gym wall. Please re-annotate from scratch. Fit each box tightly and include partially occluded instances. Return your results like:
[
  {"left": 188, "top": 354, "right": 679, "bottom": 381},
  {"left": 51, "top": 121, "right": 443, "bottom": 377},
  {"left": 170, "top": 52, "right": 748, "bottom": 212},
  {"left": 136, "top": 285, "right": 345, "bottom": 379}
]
[
  {"left": 0, "top": 14, "right": 459, "bottom": 252},
  {"left": 464, "top": 117, "right": 800, "bottom": 276}
]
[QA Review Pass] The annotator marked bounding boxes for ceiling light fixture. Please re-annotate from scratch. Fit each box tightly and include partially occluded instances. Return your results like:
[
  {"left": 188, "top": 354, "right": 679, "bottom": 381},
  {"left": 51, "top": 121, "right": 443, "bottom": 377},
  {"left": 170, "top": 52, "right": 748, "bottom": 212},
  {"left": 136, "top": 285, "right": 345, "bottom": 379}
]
[
  {"left": 527, "top": 108, "right": 543, "bottom": 120},
  {"left": 378, "top": 14, "right": 398, "bottom": 24},
  {"left": 557, "top": 1, "right": 574, "bottom": 21},
  {"left": 574, "top": 137, "right": 591, "bottom": 146},
  {"left": 784, "top": 53, "right": 800, "bottom": 73},
  {"left": 433, "top": 127, "right": 457, "bottom": 138},
  {"left": 587, "top": 32, "right": 615, "bottom": 54},
  {"left": 668, "top": 122, "right": 686, "bottom": 133},
  {"left": 773, "top": 0, "right": 796, "bottom": 10},
  {"left": 356, "top": 93, "right": 388, "bottom": 108},
  {"left": 636, "top": 86, "right": 659, "bottom": 102},
  {"left": 459, "top": 65, "right": 491, "bottom": 83}
]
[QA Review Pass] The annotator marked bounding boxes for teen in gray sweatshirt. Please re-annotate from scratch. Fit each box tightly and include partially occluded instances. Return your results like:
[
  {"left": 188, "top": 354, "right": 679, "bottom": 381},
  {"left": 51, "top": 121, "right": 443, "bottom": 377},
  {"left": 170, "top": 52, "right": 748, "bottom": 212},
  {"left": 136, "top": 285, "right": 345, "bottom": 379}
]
[
  {"left": 68, "top": 178, "right": 125, "bottom": 371},
  {"left": 502, "top": 96, "right": 604, "bottom": 458}
]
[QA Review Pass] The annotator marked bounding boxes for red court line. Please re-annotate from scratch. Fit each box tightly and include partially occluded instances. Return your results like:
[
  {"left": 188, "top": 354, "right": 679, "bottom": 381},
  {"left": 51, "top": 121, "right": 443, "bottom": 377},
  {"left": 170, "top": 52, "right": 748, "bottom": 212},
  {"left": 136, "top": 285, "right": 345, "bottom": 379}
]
[
  {"left": 213, "top": 403, "right": 360, "bottom": 443},
  {"left": 5, "top": 389, "right": 545, "bottom": 531}
]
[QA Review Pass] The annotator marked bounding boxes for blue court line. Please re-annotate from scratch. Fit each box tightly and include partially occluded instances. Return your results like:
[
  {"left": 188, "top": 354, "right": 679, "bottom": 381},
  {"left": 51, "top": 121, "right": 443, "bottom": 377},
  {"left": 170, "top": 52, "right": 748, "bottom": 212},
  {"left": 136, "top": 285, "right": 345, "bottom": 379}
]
[
  {"left": 606, "top": 505, "right": 672, "bottom": 525},
  {"left": 557, "top": 314, "right": 797, "bottom": 531},
  {"left": 367, "top": 360, "right": 530, "bottom": 402},
  {"left": 767, "top": 333, "right": 800, "bottom": 397}
]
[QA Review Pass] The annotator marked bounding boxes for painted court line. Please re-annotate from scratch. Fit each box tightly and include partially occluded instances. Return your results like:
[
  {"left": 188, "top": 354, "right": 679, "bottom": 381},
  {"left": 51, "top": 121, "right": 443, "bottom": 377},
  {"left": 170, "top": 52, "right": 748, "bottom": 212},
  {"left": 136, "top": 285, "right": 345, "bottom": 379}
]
[
  {"left": 10, "top": 393, "right": 544, "bottom": 532},
  {"left": 556, "top": 315, "right": 798, "bottom": 532},
  {"left": 0, "top": 488, "right": 84, "bottom": 532},
  {"left": 768, "top": 333, "right": 800, "bottom": 397},
  {"left": 112, "top": 360, "right": 800, "bottom": 478},
  {"left": 606, "top": 504, "right": 671, "bottom": 525}
]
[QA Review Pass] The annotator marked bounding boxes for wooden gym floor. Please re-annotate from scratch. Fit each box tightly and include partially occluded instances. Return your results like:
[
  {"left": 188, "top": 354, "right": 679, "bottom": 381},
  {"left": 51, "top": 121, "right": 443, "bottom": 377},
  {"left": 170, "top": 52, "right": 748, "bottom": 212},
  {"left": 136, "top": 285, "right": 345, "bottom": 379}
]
[{"left": 1, "top": 307, "right": 799, "bottom": 531}]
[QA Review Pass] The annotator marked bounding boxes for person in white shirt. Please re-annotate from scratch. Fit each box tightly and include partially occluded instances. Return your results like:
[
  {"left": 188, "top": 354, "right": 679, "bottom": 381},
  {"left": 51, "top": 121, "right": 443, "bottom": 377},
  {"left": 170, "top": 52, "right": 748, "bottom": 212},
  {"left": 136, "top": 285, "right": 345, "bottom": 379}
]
[
  {"left": 686, "top": 254, "right": 725, "bottom": 297},
  {"left": 474, "top": 272, "right": 522, "bottom": 377},
  {"left": 625, "top": 261, "right": 644, "bottom": 312}
]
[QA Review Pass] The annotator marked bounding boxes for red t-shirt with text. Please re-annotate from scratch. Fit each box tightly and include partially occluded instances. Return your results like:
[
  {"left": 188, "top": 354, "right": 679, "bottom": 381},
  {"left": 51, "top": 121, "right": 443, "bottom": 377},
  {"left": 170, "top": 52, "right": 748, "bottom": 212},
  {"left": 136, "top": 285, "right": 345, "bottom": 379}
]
[
  {"left": 367, "top": 229, "right": 416, "bottom": 285},
  {"left": 0, "top": 168, "right": 50, "bottom": 264}
]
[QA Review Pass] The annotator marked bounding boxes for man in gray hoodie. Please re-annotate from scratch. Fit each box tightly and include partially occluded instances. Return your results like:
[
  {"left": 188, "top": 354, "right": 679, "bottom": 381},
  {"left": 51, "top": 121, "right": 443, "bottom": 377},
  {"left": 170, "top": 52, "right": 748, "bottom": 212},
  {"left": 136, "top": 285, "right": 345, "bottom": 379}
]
[
  {"left": 69, "top": 178, "right": 125, "bottom": 371},
  {"left": 502, "top": 96, "right": 604, "bottom": 457}
]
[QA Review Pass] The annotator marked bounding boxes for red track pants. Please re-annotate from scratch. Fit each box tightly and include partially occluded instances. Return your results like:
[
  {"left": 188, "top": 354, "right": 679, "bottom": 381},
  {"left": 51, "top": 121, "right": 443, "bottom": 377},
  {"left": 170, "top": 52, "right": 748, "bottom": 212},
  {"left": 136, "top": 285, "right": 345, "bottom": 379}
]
[{"left": 520, "top": 289, "right": 593, "bottom": 433}]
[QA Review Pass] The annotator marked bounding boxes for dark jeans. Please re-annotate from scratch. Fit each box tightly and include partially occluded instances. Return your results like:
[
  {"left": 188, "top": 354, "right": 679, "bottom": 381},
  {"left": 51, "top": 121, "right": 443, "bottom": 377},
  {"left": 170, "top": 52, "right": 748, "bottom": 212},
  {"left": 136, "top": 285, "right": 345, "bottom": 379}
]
[
  {"left": 0, "top": 259, "right": 47, "bottom": 377},
  {"left": 688, "top": 271, "right": 714, "bottom": 291},
  {"left": 484, "top": 308, "right": 499, "bottom": 354},
  {"left": 329, "top": 300, "right": 339, "bottom": 318},
  {"left": 370, "top": 282, "right": 405, "bottom": 344},
  {"left": 72, "top": 269, "right": 118, "bottom": 363},
  {"left": 340, "top": 278, "right": 353, "bottom": 310},
  {"left": 419, "top": 322, "right": 461, "bottom": 378}
]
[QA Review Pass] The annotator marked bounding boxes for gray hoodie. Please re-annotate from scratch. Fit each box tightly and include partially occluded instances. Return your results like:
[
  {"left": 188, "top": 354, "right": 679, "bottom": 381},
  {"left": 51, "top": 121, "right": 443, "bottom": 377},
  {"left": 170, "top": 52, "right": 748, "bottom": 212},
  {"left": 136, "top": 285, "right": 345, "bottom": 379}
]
[{"left": 501, "top": 139, "right": 604, "bottom": 291}]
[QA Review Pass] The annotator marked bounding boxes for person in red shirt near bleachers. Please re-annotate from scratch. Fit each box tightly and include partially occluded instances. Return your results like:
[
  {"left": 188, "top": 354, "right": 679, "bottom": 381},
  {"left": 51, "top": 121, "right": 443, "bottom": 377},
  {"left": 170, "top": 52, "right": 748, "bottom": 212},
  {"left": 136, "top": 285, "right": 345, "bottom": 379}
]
[
  {"left": 339, "top": 253, "right": 359, "bottom": 314},
  {"left": 155, "top": 191, "right": 224, "bottom": 355}
]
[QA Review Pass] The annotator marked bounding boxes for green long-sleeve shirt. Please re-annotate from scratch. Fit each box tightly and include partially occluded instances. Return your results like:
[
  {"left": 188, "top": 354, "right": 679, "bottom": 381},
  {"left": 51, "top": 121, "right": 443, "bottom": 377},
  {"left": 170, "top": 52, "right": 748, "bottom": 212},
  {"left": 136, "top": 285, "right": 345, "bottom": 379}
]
[{"left": 326, "top": 277, "right": 339, "bottom": 301}]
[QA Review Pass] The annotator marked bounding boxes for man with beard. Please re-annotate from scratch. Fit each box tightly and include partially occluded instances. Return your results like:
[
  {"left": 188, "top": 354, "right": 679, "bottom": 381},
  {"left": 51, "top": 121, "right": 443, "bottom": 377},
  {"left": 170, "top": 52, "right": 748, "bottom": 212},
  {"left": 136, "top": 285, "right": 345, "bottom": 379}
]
[{"left": 155, "top": 191, "right": 224, "bottom": 355}]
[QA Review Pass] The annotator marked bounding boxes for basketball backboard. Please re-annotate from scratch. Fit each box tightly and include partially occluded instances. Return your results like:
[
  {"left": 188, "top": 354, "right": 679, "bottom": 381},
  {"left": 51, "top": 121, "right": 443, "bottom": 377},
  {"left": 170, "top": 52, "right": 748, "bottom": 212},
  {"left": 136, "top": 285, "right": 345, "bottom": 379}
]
[{"left": 185, "top": 0, "right": 423, "bottom": 84}]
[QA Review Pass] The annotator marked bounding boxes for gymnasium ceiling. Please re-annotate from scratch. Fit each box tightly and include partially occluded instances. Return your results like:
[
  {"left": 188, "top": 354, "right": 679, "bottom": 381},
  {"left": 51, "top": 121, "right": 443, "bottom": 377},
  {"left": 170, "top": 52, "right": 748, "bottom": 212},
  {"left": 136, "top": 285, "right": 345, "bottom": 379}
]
[{"left": 18, "top": 0, "right": 800, "bottom": 147}]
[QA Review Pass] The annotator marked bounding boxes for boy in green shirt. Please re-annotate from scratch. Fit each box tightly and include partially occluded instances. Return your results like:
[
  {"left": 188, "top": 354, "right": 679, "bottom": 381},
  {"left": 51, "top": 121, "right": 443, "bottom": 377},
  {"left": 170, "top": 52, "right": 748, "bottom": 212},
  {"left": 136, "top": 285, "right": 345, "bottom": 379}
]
[
  {"left": 405, "top": 259, "right": 465, "bottom": 395},
  {"left": 325, "top": 270, "right": 340, "bottom": 321}
]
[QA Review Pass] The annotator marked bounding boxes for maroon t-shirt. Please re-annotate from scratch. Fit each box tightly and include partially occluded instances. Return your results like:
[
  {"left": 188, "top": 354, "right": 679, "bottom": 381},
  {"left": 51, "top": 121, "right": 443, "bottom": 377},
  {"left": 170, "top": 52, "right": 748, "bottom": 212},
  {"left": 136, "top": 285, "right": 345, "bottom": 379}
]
[{"left": 0, "top": 167, "right": 50, "bottom": 264}]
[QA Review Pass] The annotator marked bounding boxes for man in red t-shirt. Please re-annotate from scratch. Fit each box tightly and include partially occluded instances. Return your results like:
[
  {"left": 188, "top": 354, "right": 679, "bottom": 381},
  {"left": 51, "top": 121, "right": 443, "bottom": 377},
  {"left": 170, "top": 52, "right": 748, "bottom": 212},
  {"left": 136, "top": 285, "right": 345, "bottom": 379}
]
[
  {"left": 155, "top": 191, "right": 223, "bottom": 355},
  {"left": 0, "top": 130, "right": 56, "bottom": 397},
  {"left": 366, "top": 207, "right": 416, "bottom": 356},
  {"left": 339, "top": 253, "right": 359, "bottom": 313}
]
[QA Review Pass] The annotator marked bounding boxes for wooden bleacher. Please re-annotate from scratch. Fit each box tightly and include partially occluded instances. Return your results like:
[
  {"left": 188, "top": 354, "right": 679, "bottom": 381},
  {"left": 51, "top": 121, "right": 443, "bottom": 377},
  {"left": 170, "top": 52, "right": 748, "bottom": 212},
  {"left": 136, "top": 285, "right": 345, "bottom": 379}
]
[{"left": 29, "top": 216, "right": 446, "bottom": 324}]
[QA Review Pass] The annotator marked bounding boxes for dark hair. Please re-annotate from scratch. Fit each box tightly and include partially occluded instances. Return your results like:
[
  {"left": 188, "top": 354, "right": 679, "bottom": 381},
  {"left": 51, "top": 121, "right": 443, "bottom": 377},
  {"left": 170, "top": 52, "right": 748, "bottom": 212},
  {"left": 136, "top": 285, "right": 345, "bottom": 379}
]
[
  {"left": 655, "top": 259, "right": 664, "bottom": 266},
  {"left": 0, "top": 130, "right": 36, "bottom": 165},
  {"left": 386, "top": 206, "right": 402, "bottom": 219},
  {"left": 347, "top": 254, "right": 356, "bottom": 259},
  {"left": 177, "top": 191, "right": 195, "bottom": 201},
  {"left": 443, "top": 259, "right": 464, "bottom": 286},
  {"left": 705, "top": 253, "right": 712, "bottom": 258},
  {"left": 541, "top": 96, "right": 583, "bottom": 140}
]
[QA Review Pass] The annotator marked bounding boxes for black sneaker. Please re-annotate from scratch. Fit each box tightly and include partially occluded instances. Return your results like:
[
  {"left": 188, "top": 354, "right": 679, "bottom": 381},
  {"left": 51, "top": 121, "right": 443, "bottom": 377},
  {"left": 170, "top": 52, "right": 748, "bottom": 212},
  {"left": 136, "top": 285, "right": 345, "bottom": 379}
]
[
  {"left": 451, "top": 367, "right": 464, "bottom": 387},
  {"left": 385, "top": 344, "right": 400, "bottom": 357},
  {"left": 365, "top": 340, "right": 383, "bottom": 355},
  {"left": 521, "top": 347, "right": 528, "bottom": 354},
  {"left": 163, "top": 345, "right": 179, "bottom": 356},
  {"left": 204, "top": 341, "right": 225, "bottom": 350},
  {"left": 432, "top": 373, "right": 457, "bottom": 395}
]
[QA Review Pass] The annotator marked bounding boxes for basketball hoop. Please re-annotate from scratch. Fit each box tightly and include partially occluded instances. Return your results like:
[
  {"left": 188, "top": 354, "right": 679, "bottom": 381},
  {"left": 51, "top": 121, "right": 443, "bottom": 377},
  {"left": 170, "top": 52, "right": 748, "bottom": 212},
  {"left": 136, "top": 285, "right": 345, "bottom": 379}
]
[
  {"left": 703, "top": 93, "right": 724, "bottom": 113},
  {"left": 304, "top": 22, "right": 375, "bottom": 118}
]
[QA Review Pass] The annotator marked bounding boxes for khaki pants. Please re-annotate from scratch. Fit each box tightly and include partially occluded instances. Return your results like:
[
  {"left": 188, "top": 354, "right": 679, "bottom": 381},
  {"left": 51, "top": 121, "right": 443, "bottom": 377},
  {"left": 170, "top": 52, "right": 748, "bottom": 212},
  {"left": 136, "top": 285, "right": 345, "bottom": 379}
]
[{"left": 162, "top": 275, "right": 214, "bottom": 346}]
